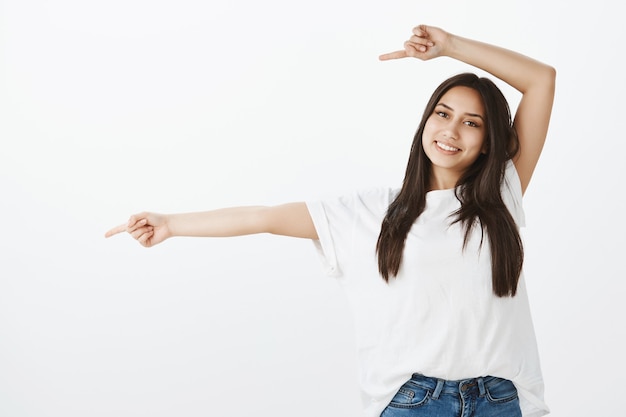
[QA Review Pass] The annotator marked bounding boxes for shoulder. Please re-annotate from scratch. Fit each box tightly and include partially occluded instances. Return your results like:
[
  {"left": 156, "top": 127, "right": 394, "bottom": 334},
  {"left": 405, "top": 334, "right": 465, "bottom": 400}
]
[
  {"left": 306, "top": 187, "right": 397, "bottom": 222},
  {"left": 323, "top": 187, "right": 397, "bottom": 211}
]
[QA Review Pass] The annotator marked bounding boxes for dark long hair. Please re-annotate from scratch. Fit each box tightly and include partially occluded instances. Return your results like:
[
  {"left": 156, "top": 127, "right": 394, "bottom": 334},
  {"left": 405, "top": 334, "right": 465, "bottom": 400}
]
[{"left": 376, "top": 73, "right": 523, "bottom": 297}]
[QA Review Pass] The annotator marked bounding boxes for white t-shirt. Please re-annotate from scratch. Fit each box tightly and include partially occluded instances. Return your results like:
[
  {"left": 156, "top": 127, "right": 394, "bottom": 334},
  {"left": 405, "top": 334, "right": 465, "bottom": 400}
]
[{"left": 306, "top": 161, "right": 548, "bottom": 417}]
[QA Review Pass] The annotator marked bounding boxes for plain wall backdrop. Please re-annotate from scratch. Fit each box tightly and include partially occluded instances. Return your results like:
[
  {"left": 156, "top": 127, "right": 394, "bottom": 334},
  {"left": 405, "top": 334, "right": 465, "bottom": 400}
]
[{"left": 1, "top": 0, "right": 624, "bottom": 416}]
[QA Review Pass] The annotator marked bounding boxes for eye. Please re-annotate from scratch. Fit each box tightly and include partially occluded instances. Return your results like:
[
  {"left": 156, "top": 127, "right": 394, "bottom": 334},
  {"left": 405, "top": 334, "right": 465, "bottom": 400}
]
[
  {"left": 436, "top": 111, "right": 448, "bottom": 118},
  {"left": 464, "top": 120, "right": 480, "bottom": 128}
]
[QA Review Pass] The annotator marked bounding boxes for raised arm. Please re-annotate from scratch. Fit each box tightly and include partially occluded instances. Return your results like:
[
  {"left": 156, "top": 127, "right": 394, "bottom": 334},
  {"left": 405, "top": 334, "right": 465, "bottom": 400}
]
[
  {"left": 380, "top": 25, "right": 556, "bottom": 194},
  {"left": 104, "top": 203, "right": 318, "bottom": 247}
]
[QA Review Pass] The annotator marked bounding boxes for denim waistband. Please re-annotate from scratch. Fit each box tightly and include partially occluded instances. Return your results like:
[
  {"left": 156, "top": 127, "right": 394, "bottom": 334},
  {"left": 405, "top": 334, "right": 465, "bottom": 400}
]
[{"left": 409, "top": 373, "right": 505, "bottom": 399}]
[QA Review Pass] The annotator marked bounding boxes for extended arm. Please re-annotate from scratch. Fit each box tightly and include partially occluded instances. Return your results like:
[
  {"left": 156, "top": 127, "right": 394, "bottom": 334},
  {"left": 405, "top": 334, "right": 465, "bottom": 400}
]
[
  {"left": 104, "top": 203, "right": 318, "bottom": 247},
  {"left": 380, "top": 25, "right": 556, "bottom": 194}
]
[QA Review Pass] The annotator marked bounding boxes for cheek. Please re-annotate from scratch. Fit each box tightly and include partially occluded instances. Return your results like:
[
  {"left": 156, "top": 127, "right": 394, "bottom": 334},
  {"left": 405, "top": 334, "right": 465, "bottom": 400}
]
[
  {"left": 422, "top": 119, "right": 438, "bottom": 140},
  {"left": 472, "top": 131, "right": 487, "bottom": 151}
]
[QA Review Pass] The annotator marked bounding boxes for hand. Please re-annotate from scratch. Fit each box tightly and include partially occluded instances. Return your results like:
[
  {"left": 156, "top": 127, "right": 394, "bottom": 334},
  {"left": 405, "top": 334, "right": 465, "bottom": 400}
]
[
  {"left": 379, "top": 24, "right": 451, "bottom": 61},
  {"left": 104, "top": 212, "right": 171, "bottom": 247}
]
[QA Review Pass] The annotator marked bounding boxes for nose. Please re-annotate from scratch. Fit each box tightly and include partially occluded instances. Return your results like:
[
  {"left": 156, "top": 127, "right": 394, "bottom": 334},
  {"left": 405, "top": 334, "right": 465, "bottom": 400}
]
[
  {"left": 442, "top": 127, "right": 458, "bottom": 140},
  {"left": 439, "top": 118, "right": 460, "bottom": 140}
]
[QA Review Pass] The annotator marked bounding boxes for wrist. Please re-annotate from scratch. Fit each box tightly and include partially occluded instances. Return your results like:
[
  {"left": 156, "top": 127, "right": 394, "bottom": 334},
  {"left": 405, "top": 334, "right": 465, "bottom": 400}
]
[
  {"left": 442, "top": 33, "right": 461, "bottom": 58},
  {"left": 163, "top": 213, "right": 178, "bottom": 238}
]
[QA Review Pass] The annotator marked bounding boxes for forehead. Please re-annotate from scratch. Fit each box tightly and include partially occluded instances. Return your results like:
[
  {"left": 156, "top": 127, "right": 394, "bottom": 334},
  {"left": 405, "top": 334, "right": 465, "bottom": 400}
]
[{"left": 438, "top": 86, "right": 484, "bottom": 115}]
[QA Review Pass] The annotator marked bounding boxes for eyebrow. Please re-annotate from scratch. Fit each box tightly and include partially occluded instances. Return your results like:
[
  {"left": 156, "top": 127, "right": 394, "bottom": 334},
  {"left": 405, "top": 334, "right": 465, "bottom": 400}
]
[{"left": 437, "top": 102, "right": 484, "bottom": 120}]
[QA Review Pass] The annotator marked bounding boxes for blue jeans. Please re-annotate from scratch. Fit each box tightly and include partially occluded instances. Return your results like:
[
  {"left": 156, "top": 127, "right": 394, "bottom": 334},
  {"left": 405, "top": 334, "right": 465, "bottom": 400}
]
[{"left": 380, "top": 373, "right": 522, "bottom": 417}]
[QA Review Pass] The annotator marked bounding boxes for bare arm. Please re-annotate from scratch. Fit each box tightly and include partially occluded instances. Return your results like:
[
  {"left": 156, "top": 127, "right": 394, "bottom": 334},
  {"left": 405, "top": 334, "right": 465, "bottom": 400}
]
[
  {"left": 380, "top": 25, "right": 556, "bottom": 194},
  {"left": 104, "top": 202, "right": 318, "bottom": 247}
]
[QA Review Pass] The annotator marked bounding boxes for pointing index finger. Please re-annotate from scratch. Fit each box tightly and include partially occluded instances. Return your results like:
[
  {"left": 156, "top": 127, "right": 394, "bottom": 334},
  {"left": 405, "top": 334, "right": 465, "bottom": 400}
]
[
  {"left": 104, "top": 223, "right": 127, "bottom": 238},
  {"left": 379, "top": 50, "right": 408, "bottom": 61}
]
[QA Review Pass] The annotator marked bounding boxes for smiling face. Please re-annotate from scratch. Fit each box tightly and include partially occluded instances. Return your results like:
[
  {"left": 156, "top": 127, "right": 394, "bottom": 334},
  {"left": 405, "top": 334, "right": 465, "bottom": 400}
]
[{"left": 422, "top": 86, "right": 487, "bottom": 190}]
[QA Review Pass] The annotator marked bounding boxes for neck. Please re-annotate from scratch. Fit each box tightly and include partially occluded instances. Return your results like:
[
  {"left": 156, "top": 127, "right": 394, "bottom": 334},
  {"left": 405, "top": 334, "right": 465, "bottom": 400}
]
[{"left": 429, "top": 167, "right": 461, "bottom": 191}]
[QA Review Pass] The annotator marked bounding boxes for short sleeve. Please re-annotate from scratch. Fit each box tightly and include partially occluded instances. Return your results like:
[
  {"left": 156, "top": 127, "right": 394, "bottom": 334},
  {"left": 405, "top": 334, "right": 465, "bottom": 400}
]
[
  {"left": 501, "top": 160, "right": 526, "bottom": 227},
  {"left": 306, "top": 188, "right": 394, "bottom": 279},
  {"left": 306, "top": 199, "right": 343, "bottom": 277}
]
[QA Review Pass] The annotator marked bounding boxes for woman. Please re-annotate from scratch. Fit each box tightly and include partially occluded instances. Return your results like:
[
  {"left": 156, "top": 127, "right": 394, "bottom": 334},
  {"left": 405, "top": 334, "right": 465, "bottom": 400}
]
[{"left": 106, "top": 25, "right": 556, "bottom": 417}]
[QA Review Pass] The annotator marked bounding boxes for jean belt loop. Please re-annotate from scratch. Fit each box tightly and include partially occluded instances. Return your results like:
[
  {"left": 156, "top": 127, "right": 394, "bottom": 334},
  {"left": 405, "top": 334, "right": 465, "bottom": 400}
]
[
  {"left": 432, "top": 378, "right": 444, "bottom": 400},
  {"left": 477, "top": 377, "right": 486, "bottom": 397}
]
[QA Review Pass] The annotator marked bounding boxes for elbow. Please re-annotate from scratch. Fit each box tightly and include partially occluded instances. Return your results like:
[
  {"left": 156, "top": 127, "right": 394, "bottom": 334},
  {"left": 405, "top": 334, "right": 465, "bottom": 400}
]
[
  {"left": 548, "top": 65, "right": 557, "bottom": 79},
  {"left": 250, "top": 206, "right": 274, "bottom": 234},
  {"left": 529, "top": 64, "right": 556, "bottom": 97},
  {"left": 543, "top": 64, "right": 557, "bottom": 88}
]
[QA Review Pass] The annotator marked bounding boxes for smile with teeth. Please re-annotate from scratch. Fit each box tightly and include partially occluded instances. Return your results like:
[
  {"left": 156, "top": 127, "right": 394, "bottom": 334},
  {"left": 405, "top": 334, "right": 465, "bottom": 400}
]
[{"left": 436, "top": 141, "right": 460, "bottom": 152}]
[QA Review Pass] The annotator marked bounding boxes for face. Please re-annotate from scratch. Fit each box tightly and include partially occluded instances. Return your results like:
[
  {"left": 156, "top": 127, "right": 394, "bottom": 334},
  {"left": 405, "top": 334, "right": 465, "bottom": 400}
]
[{"left": 422, "top": 86, "right": 487, "bottom": 189}]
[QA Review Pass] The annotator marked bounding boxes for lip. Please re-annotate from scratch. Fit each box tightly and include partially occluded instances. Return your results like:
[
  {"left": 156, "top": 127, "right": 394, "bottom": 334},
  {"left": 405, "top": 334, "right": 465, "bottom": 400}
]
[{"left": 434, "top": 140, "right": 461, "bottom": 154}]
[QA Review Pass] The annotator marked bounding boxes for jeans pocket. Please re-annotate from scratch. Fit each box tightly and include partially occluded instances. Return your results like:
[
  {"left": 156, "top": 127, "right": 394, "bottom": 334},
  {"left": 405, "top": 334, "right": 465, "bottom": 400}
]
[
  {"left": 485, "top": 378, "right": 518, "bottom": 404},
  {"left": 386, "top": 380, "right": 431, "bottom": 409}
]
